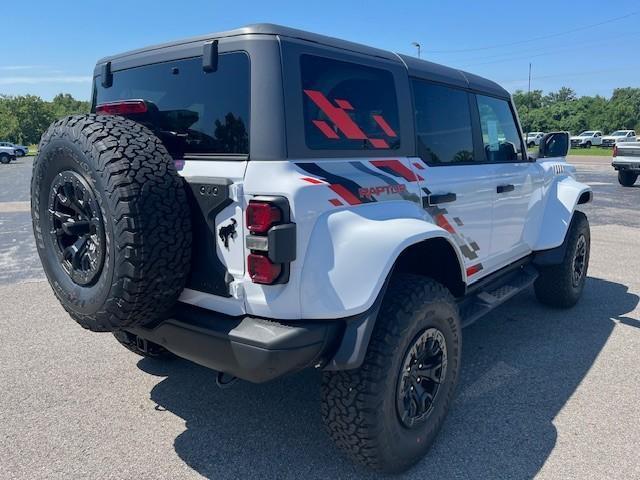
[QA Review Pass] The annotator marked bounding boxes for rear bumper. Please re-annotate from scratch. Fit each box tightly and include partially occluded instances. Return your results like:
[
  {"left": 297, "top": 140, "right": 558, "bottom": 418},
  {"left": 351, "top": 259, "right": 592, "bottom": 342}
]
[
  {"left": 127, "top": 303, "right": 343, "bottom": 383},
  {"left": 612, "top": 161, "right": 640, "bottom": 172}
]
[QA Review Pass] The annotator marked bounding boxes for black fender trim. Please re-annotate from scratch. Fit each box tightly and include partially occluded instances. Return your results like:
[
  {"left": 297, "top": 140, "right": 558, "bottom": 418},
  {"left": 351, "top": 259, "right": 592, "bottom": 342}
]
[
  {"left": 532, "top": 211, "right": 581, "bottom": 266},
  {"left": 324, "top": 273, "right": 392, "bottom": 371}
]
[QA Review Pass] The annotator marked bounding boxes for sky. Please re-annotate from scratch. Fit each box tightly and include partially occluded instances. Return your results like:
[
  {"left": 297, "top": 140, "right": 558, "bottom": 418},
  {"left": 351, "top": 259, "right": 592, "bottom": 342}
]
[{"left": 2, "top": 0, "right": 639, "bottom": 101}]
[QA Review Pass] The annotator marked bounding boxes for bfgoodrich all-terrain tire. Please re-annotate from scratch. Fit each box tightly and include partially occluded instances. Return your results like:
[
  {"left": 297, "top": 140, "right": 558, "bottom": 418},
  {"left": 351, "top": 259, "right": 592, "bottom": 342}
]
[
  {"left": 618, "top": 171, "right": 638, "bottom": 187},
  {"left": 534, "top": 211, "right": 590, "bottom": 308},
  {"left": 321, "top": 275, "right": 461, "bottom": 473},
  {"left": 31, "top": 114, "right": 191, "bottom": 332}
]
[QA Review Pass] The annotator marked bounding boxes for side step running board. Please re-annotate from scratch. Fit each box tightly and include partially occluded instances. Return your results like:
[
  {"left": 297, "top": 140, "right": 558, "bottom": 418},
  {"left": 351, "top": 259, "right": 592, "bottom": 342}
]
[{"left": 459, "top": 265, "right": 538, "bottom": 328}]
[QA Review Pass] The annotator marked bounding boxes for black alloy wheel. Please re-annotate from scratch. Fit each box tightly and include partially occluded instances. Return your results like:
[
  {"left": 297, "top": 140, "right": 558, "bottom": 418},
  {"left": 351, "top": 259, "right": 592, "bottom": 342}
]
[{"left": 47, "top": 170, "right": 106, "bottom": 286}]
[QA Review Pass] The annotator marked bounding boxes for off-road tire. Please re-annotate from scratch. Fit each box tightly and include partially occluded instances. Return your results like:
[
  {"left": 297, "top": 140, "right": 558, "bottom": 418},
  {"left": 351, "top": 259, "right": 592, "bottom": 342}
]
[
  {"left": 618, "top": 171, "right": 638, "bottom": 187},
  {"left": 321, "top": 275, "right": 461, "bottom": 473},
  {"left": 31, "top": 114, "right": 191, "bottom": 332},
  {"left": 113, "top": 331, "right": 173, "bottom": 359},
  {"left": 0, "top": 153, "right": 10, "bottom": 164},
  {"left": 534, "top": 211, "right": 590, "bottom": 308}
]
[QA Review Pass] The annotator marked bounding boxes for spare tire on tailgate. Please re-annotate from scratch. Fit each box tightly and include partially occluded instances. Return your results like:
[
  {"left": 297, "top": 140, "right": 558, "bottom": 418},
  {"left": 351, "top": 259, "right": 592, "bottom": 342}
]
[{"left": 31, "top": 114, "right": 191, "bottom": 332}]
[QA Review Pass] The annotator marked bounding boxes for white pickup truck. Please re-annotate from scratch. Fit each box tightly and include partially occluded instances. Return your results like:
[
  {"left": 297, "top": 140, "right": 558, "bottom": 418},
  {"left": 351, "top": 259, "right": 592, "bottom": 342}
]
[
  {"left": 612, "top": 142, "right": 640, "bottom": 186},
  {"left": 602, "top": 130, "right": 637, "bottom": 147},
  {"left": 570, "top": 131, "right": 602, "bottom": 148},
  {"left": 526, "top": 131, "right": 545, "bottom": 147}
]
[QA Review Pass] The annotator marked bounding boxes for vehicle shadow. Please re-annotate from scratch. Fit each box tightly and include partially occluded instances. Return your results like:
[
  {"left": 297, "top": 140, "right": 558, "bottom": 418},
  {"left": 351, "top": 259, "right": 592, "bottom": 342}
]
[{"left": 137, "top": 276, "right": 637, "bottom": 479}]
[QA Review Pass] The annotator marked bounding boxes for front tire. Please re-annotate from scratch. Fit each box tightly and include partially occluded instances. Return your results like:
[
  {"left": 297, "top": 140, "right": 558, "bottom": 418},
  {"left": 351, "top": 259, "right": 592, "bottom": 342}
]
[
  {"left": 585, "top": 141, "right": 591, "bottom": 148},
  {"left": 618, "top": 171, "right": 638, "bottom": 187},
  {"left": 321, "top": 275, "right": 461, "bottom": 473},
  {"left": 15, "top": 149, "right": 25, "bottom": 157},
  {"left": 0, "top": 153, "right": 10, "bottom": 164},
  {"left": 534, "top": 211, "right": 590, "bottom": 308}
]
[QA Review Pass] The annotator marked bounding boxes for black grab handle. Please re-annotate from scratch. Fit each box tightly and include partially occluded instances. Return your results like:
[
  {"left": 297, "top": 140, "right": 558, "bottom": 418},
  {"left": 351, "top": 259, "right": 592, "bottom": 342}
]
[
  {"left": 423, "top": 192, "right": 457, "bottom": 207},
  {"left": 497, "top": 184, "right": 515, "bottom": 194}
]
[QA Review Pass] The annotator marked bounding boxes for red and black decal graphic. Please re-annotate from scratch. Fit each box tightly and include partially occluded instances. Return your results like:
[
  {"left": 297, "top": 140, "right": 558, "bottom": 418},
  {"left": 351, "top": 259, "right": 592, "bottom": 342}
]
[
  {"left": 370, "top": 160, "right": 419, "bottom": 182},
  {"left": 350, "top": 161, "right": 416, "bottom": 201},
  {"left": 304, "top": 90, "right": 397, "bottom": 149},
  {"left": 296, "top": 162, "right": 376, "bottom": 206},
  {"left": 422, "top": 187, "right": 481, "bottom": 263}
]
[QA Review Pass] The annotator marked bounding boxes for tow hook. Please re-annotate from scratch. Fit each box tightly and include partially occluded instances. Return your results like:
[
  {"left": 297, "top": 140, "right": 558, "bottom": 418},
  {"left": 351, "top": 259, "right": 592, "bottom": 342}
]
[{"left": 216, "top": 371, "right": 238, "bottom": 389}]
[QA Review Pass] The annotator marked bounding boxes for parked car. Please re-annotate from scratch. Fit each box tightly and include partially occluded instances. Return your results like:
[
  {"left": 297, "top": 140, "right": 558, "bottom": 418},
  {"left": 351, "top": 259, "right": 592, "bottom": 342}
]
[
  {"left": 612, "top": 142, "right": 640, "bottom": 186},
  {"left": 0, "top": 142, "right": 29, "bottom": 156},
  {"left": 0, "top": 145, "right": 16, "bottom": 164},
  {"left": 602, "top": 130, "right": 636, "bottom": 147},
  {"left": 526, "top": 131, "right": 545, "bottom": 147},
  {"left": 570, "top": 130, "right": 603, "bottom": 148},
  {"left": 30, "top": 24, "right": 592, "bottom": 473}
]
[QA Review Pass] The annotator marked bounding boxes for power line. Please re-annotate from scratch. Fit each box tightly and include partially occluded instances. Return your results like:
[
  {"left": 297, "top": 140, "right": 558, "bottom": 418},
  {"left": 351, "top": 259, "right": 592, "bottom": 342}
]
[
  {"left": 424, "top": 11, "right": 638, "bottom": 53},
  {"left": 457, "top": 32, "right": 640, "bottom": 68}
]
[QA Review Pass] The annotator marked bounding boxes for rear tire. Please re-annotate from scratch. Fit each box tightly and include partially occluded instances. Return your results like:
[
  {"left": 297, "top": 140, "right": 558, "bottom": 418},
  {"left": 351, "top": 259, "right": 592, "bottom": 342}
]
[
  {"left": 321, "top": 275, "right": 461, "bottom": 473},
  {"left": 618, "top": 171, "right": 638, "bottom": 187},
  {"left": 534, "top": 211, "right": 590, "bottom": 308},
  {"left": 31, "top": 114, "right": 192, "bottom": 332}
]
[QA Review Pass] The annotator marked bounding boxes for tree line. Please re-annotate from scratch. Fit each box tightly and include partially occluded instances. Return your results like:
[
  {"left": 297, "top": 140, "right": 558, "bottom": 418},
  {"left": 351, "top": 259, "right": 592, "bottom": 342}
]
[
  {"left": 0, "top": 94, "right": 90, "bottom": 145},
  {"left": 513, "top": 87, "right": 640, "bottom": 135},
  {"left": 1, "top": 87, "right": 639, "bottom": 145}
]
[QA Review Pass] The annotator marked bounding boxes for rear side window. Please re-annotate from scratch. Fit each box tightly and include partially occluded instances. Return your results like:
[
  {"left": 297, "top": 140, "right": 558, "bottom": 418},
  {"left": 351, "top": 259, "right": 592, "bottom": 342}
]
[
  {"left": 300, "top": 54, "right": 400, "bottom": 150},
  {"left": 412, "top": 80, "right": 474, "bottom": 165},
  {"left": 94, "top": 53, "right": 250, "bottom": 157},
  {"left": 476, "top": 95, "right": 524, "bottom": 162}
]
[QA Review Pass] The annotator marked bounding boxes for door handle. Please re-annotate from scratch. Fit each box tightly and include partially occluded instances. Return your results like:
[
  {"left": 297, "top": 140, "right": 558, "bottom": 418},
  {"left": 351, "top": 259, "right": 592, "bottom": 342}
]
[
  {"left": 424, "top": 192, "right": 457, "bottom": 207},
  {"left": 497, "top": 184, "right": 515, "bottom": 194}
]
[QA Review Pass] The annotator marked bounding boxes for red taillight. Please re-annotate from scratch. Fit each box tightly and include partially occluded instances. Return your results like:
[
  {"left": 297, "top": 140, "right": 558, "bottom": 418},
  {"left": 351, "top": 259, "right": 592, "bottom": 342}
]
[
  {"left": 613, "top": 145, "right": 618, "bottom": 157},
  {"left": 248, "top": 253, "right": 282, "bottom": 284},
  {"left": 96, "top": 100, "right": 147, "bottom": 116},
  {"left": 246, "top": 201, "right": 281, "bottom": 233}
]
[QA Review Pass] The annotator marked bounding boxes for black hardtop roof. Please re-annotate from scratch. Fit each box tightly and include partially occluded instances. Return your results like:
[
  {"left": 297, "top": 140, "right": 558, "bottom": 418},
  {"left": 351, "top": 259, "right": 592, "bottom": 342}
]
[{"left": 97, "top": 23, "right": 509, "bottom": 99}]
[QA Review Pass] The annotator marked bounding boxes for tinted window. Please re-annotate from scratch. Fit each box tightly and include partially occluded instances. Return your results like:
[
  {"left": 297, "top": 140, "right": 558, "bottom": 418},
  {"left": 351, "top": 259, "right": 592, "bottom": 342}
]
[
  {"left": 412, "top": 80, "right": 474, "bottom": 164},
  {"left": 94, "top": 53, "right": 250, "bottom": 157},
  {"left": 300, "top": 54, "right": 400, "bottom": 150},
  {"left": 476, "top": 95, "right": 523, "bottom": 162}
]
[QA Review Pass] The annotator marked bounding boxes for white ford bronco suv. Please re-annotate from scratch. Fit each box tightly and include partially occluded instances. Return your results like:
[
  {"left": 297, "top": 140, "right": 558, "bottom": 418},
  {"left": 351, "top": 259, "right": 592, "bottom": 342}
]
[{"left": 31, "top": 24, "right": 593, "bottom": 473}]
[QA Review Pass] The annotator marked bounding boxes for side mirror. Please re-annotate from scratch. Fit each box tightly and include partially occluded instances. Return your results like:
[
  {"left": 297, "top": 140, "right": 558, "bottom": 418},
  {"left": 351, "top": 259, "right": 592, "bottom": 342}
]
[{"left": 538, "top": 132, "right": 569, "bottom": 159}]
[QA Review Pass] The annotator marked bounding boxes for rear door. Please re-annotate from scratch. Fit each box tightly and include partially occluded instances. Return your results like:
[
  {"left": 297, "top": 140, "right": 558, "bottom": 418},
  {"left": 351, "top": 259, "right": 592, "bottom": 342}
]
[
  {"left": 93, "top": 50, "right": 251, "bottom": 314},
  {"left": 410, "top": 79, "right": 497, "bottom": 280}
]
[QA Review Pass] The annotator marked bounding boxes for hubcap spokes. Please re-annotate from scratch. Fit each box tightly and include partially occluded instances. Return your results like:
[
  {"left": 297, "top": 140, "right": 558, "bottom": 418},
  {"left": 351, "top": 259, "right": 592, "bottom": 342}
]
[
  {"left": 572, "top": 235, "right": 587, "bottom": 287},
  {"left": 397, "top": 328, "right": 448, "bottom": 429},
  {"left": 48, "top": 171, "right": 105, "bottom": 286}
]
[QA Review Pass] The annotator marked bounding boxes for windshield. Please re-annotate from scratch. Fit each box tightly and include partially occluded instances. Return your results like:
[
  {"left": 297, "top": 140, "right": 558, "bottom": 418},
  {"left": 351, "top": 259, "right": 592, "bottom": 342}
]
[
  {"left": 580, "top": 131, "right": 594, "bottom": 136},
  {"left": 610, "top": 131, "right": 628, "bottom": 136}
]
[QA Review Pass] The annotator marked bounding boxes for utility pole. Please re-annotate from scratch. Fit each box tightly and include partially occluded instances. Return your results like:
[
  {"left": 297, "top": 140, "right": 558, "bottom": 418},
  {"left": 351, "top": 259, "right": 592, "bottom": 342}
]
[
  {"left": 528, "top": 63, "right": 532, "bottom": 98},
  {"left": 411, "top": 42, "right": 421, "bottom": 59}
]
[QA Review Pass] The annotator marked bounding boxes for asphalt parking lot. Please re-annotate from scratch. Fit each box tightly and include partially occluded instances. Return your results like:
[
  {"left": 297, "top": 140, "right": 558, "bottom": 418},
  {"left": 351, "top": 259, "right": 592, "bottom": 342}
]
[{"left": 1, "top": 156, "right": 639, "bottom": 480}]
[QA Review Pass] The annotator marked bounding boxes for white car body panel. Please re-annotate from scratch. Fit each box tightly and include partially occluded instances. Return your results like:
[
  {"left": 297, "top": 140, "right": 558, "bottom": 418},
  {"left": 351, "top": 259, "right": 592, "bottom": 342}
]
[{"left": 170, "top": 149, "right": 590, "bottom": 320}]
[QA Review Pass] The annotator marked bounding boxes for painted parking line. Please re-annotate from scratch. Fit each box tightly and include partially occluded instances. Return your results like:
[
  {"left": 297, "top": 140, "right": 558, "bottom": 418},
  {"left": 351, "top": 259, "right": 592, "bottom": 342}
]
[{"left": 0, "top": 201, "right": 30, "bottom": 213}]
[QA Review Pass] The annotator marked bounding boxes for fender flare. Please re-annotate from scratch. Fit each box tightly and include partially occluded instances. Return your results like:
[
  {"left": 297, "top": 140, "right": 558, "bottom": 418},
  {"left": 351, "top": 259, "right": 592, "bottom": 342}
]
[
  {"left": 298, "top": 203, "right": 467, "bottom": 319},
  {"left": 319, "top": 230, "right": 465, "bottom": 371},
  {"left": 533, "top": 176, "right": 592, "bottom": 252}
]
